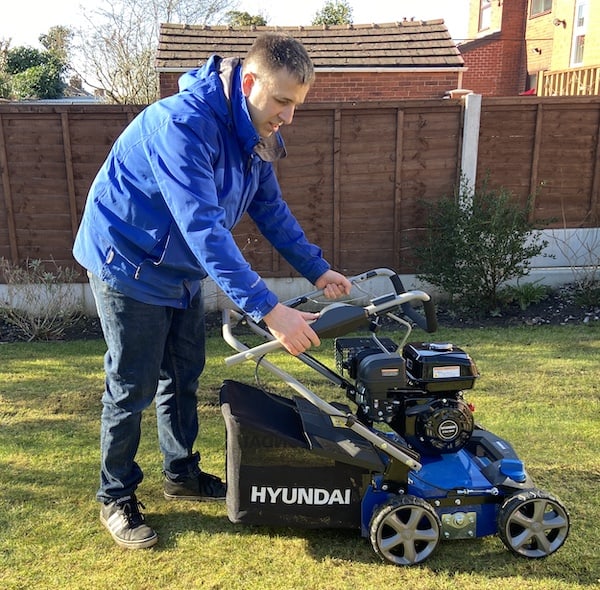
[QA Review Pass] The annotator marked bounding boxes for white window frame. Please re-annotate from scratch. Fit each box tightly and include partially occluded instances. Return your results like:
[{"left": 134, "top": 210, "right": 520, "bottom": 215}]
[
  {"left": 530, "top": 0, "right": 553, "bottom": 17},
  {"left": 479, "top": 0, "right": 492, "bottom": 31},
  {"left": 571, "top": 0, "right": 588, "bottom": 66}
]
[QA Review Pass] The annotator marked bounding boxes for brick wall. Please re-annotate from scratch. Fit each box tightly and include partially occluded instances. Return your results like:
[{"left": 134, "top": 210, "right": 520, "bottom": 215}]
[
  {"left": 498, "top": 1, "right": 528, "bottom": 94},
  {"left": 525, "top": 0, "right": 600, "bottom": 90},
  {"left": 461, "top": 0, "right": 528, "bottom": 96},
  {"left": 307, "top": 72, "right": 461, "bottom": 101},
  {"left": 159, "top": 70, "right": 462, "bottom": 101},
  {"left": 160, "top": 73, "right": 180, "bottom": 98},
  {"left": 461, "top": 37, "right": 505, "bottom": 95},
  {"left": 526, "top": 12, "right": 554, "bottom": 77}
]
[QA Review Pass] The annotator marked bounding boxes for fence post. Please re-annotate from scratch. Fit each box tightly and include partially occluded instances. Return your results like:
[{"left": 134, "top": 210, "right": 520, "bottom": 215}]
[
  {"left": 0, "top": 114, "right": 19, "bottom": 262},
  {"left": 459, "top": 93, "right": 482, "bottom": 202}
]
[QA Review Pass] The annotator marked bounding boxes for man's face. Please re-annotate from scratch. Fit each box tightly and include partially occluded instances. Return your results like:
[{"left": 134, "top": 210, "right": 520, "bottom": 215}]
[{"left": 242, "top": 67, "right": 310, "bottom": 139}]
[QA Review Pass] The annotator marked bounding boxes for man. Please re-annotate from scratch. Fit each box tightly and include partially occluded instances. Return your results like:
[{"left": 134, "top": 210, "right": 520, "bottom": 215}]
[{"left": 73, "top": 32, "right": 351, "bottom": 549}]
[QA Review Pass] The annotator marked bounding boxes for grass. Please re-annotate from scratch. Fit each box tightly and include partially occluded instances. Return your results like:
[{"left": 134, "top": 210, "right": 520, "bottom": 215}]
[{"left": 0, "top": 323, "right": 599, "bottom": 590}]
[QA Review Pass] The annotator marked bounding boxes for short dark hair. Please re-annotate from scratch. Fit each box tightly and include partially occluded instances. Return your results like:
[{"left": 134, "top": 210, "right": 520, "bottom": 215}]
[{"left": 243, "top": 33, "right": 315, "bottom": 85}]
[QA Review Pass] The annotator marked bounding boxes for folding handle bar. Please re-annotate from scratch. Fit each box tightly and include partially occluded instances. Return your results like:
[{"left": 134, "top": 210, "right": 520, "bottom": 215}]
[
  {"left": 221, "top": 306, "right": 423, "bottom": 472},
  {"left": 224, "top": 287, "right": 434, "bottom": 367}
]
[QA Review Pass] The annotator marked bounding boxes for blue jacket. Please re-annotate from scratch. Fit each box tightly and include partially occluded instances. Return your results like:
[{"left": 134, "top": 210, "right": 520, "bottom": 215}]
[{"left": 73, "top": 55, "right": 329, "bottom": 321}]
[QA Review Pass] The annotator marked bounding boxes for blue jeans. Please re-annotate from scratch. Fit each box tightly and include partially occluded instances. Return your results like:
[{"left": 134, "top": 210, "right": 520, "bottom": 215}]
[{"left": 89, "top": 274, "right": 206, "bottom": 503}]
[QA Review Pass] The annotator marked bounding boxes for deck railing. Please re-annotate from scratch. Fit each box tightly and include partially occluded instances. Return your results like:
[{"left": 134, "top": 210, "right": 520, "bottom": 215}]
[{"left": 538, "top": 65, "right": 600, "bottom": 96}]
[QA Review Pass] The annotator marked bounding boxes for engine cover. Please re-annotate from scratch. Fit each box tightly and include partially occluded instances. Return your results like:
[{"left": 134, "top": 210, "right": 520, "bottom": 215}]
[
  {"left": 403, "top": 342, "right": 478, "bottom": 392},
  {"left": 395, "top": 397, "right": 474, "bottom": 455}
]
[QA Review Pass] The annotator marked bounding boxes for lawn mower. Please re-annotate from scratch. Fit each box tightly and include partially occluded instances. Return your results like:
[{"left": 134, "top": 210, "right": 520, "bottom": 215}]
[{"left": 220, "top": 268, "right": 570, "bottom": 566}]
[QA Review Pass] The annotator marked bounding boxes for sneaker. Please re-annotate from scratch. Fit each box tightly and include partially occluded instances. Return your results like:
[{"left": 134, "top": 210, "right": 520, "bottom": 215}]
[
  {"left": 164, "top": 471, "right": 226, "bottom": 501},
  {"left": 100, "top": 495, "right": 158, "bottom": 549}
]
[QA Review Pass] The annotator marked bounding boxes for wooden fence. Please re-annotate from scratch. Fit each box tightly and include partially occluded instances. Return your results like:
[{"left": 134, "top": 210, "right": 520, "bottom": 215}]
[{"left": 0, "top": 96, "right": 599, "bottom": 282}]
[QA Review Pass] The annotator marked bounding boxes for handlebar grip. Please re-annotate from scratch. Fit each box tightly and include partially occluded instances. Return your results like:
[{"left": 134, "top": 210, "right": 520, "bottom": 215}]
[
  {"left": 390, "top": 273, "right": 437, "bottom": 333},
  {"left": 310, "top": 303, "right": 369, "bottom": 339},
  {"left": 225, "top": 304, "right": 369, "bottom": 366},
  {"left": 390, "top": 273, "right": 407, "bottom": 295},
  {"left": 422, "top": 298, "right": 438, "bottom": 333},
  {"left": 399, "top": 296, "right": 437, "bottom": 333}
]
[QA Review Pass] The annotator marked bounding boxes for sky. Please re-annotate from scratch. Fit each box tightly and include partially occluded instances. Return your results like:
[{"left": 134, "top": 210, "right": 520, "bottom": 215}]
[{"left": 0, "top": 0, "right": 471, "bottom": 48}]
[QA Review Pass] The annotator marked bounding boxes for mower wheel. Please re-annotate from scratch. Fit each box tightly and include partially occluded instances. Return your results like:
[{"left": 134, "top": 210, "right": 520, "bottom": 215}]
[
  {"left": 369, "top": 495, "right": 441, "bottom": 566},
  {"left": 497, "top": 488, "right": 570, "bottom": 558}
]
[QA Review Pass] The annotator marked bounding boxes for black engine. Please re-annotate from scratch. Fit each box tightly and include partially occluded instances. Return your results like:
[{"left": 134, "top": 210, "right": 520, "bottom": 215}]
[{"left": 336, "top": 337, "right": 478, "bottom": 455}]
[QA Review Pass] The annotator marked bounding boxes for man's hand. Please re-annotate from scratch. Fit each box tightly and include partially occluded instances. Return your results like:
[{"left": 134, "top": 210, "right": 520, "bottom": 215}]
[
  {"left": 315, "top": 269, "right": 352, "bottom": 299},
  {"left": 262, "top": 271, "right": 350, "bottom": 356},
  {"left": 263, "top": 303, "right": 320, "bottom": 356}
]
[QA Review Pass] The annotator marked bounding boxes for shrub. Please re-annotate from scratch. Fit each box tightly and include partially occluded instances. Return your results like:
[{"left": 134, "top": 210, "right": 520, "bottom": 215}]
[
  {"left": 551, "top": 227, "right": 600, "bottom": 307},
  {"left": 10, "top": 62, "right": 65, "bottom": 99},
  {"left": 5, "top": 46, "right": 48, "bottom": 74},
  {"left": 575, "top": 281, "right": 600, "bottom": 307},
  {"left": 413, "top": 181, "right": 550, "bottom": 311},
  {"left": 3, "top": 46, "right": 67, "bottom": 100},
  {"left": 0, "top": 72, "right": 10, "bottom": 99},
  {"left": 501, "top": 280, "right": 550, "bottom": 310},
  {"left": 0, "top": 258, "right": 82, "bottom": 341}
]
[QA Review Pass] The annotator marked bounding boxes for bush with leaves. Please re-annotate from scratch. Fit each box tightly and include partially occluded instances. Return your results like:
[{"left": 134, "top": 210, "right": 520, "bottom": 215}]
[
  {"left": 500, "top": 280, "right": 550, "bottom": 310},
  {"left": 312, "top": 0, "right": 353, "bottom": 25},
  {"left": 0, "top": 72, "right": 10, "bottom": 99},
  {"left": 11, "top": 61, "right": 66, "bottom": 99},
  {"left": 413, "top": 182, "right": 550, "bottom": 311},
  {"left": 4, "top": 46, "right": 49, "bottom": 74},
  {"left": 1, "top": 43, "right": 67, "bottom": 100},
  {"left": 225, "top": 10, "right": 267, "bottom": 26},
  {"left": 0, "top": 258, "right": 82, "bottom": 341}
]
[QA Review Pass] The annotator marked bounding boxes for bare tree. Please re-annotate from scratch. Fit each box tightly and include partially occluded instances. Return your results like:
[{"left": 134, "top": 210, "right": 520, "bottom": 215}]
[{"left": 74, "top": 0, "right": 235, "bottom": 104}]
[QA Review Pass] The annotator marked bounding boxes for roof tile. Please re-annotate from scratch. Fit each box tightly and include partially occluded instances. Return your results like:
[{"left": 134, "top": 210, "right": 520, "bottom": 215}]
[{"left": 156, "top": 21, "right": 464, "bottom": 70}]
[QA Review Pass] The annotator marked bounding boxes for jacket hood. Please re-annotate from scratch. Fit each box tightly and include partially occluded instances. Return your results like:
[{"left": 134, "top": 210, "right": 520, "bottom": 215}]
[
  {"left": 178, "top": 55, "right": 232, "bottom": 124},
  {"left": 178, "top": 55, "right": 286, "bottom": 162}
]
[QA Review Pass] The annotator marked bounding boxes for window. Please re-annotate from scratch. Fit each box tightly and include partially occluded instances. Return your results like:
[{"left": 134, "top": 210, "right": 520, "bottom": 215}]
[
  {"left": 571, "top": 0, "right": 588, "bottom": 66},
  {"left": 527, "top": 72, "right": 538, "bottom": 92},
  {"left": 530, "top": 0, "right": 552, "bottom": 16},
  {"left": 479, "top": 0, "right": 491, "bottom": 31},
  {"left": 572, "top": 36, "right": 585, "bottom": 65}
]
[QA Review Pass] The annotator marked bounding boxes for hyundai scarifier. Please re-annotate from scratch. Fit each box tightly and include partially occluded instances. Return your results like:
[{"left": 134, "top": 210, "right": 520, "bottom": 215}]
[{"left": 220, "top": 268, "right": 570, "bottom": 566}]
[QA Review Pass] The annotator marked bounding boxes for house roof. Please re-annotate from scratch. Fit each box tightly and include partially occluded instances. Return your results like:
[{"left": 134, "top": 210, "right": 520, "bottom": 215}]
[
  {"left": 458, "top": 30, "right": 502, "bottom": 52},
  {"left": 156, "top": 21, "right": 465, "bottom": 71}
]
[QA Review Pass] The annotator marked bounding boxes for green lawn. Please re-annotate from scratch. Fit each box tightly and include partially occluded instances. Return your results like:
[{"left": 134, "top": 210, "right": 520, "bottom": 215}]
[{"left": 0, "top": 323, "right": 598, "bottom": 589}]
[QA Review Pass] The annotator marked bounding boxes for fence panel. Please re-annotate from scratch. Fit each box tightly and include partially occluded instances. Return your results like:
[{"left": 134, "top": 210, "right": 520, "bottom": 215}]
[
  {"left": 0, "top": 105, "right": 143, "bottom": 271},
  {"left": 0, "top": 97, "right": 598, "bottom": 283},
  {"left": 211, "top": 100, "right": 463, "bottom": 277},
  {"left": 477, "top": 97, "right": 600, "bottom": 226}
]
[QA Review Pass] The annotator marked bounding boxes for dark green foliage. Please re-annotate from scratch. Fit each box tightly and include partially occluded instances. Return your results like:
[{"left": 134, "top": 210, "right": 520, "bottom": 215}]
[
  {"left": 1, "top": 27, "right": 71, "bottom": 100},
  {"left": 10, "top": 61, "right": 66, "bottom": 99},
  {"left": 225, "top": 10, "right": 267, "bottom": 26},
  {"left": 312, "top": 0, "right": 353, "bottom": 25},
  {"left": 574, "top": 281, "right": 600, "bottom": 306},
  {"left": 501, "top": 280, "right": 550, "bottom": 310},
  {"left": 414, "top": 182, "right": 550, "bottom": 311},
  {"left": 5, "top": 46, "right": 48, "bottom": 74}
]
